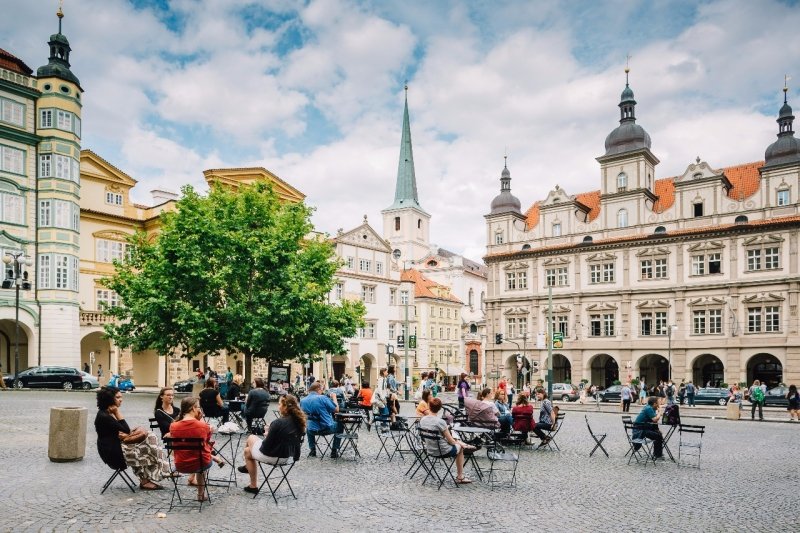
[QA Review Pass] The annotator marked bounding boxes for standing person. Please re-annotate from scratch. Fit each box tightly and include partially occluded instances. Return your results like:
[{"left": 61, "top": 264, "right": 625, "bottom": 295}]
[
  {"left": 638, "top": 378, "right": 647, "bottom": 405},
  {"left": 507, "top": 383, "right": 515, "bottom": 408},
  {"left": 153, "top": 387, "right": 180, "bottom": 437},
  {"left": 386, "top": 366, "right": 400, "bottom": 414},
  {"left": 425, "top": 372, "right": 438, "bottom": 398},
  {"left": 300, "top": 382, "right": 342, "bottom": 458},
  {"left": 749, "top": 380, "right": 765, "bottom": 420},
  {"left": 419, "top": 398, "right": 476, "bottom": 484},
  {"left": 686, "top": 381, "right": 696, "bottom": 407},
  {"left": 531, "top": 389, "right": 558, "bottom": 448},
  {"left": 633, "top": 397, "right": 664, "bottom": 459},
  {"left": 83, "top": 362, "right": 90, "bottom": 374},
  {"left": 306, "top": 373, "right": 315, "bottom": 390},
  {"left": 169, "top": 396, "right": 224, "bottom": 501},
  {"left": 786, "top": 385, "right": 799, "bottom": 422},
  {"left": 225, "top": 367, "right": 233, "bottom": 386},
  {"left": 621, "top": 382, "right": 633, "bottom": 412},
  {"left": 666, "top": 381, "right": 675, "bottom": 406},
  {"left": 457, "top": 373, "right": 470, "bottom": 409},
  {"left": 678, "top": 382, "right": 687, "bottom": 405},
  {"left": 239, "top": 394, "right": 305, "bottom": 495},
  {"left": 97, "top": 364, "right": 104, "bottom": 380}
]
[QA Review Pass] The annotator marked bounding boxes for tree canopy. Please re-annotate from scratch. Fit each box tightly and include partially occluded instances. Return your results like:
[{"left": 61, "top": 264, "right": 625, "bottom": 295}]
[{"left": 101, "top": 182, "right": 365, "bottom": 368}]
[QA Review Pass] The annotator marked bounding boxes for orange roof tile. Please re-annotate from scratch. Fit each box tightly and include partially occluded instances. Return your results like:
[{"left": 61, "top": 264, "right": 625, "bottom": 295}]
[
  {"left": 524, "top": 202, "right": 540, "bottom": 230},
  {"left": 575, "top": 190, "right": 601, "bottom": 221},
  {"left": 653, "top": 177, "right": 675, "bottom": 213},
  {"left": 724, "top": 161, "right": 763, "bottom": 201},
  {"left": 0, "top": 48, "right": 32, "bottom": 76},
  {"left": 401, "top": 269, "right": 463, "bottom": 304}
]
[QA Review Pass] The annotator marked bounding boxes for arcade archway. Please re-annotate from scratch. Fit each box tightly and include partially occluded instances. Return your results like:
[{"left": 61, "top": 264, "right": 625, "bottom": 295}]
[
  {"left": 638, "top": 353, "right": 669, "bottom": 387},
  {"left": 747, "top": 353, "right": 782, "bottom": 388},
  {"left": 691, "top": 354, "right": 724, "bottom": 388},
  {"left": 552, "top": 354, "right": 571, "bottom": 383},
  {"left": 589, "top": 354, "right": 619, "bottom": 388}
]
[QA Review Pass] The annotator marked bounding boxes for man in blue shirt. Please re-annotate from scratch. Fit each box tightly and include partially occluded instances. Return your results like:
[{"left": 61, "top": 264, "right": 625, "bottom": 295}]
[
  {"left": 634, "top": 396, "right": 664, "bottom": 459},
  {"left": 300, "top": 381, "right": 342, "bottom": 458}
]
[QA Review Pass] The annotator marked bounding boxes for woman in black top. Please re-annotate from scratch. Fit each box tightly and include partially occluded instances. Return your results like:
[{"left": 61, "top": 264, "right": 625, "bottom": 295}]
[
  {"left": 238, "top": 394, "right": 306, "bottom": 494},
  {"left": 244, "top": 377, "right": 270, "bottom": 429},
  {"left": 198, "top": 377, "right": 229, "bottom": 423},
  {"left": 153, "top": 387, "right": 180, "bottom": 437},
  {"left": 226, "top": 374, "right": 243, "bottom": 400}
]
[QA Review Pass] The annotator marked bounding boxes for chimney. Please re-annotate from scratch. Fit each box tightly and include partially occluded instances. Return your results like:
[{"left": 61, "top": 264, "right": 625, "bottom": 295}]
[{"left": 150, "top": 188, "right": 178, "bottom": 205}]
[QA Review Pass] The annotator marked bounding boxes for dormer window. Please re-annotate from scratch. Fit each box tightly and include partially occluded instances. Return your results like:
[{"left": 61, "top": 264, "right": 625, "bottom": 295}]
[
  {"left": 552, "top": 223, "right": 562, "bottom": 237},
  {"left": 617, "top": 208, "right": 628, "bottom": 228},
  {"left": 617, "top": 172, "right": 627, "bottom": 192},
  {"left": 693, "top": 202, "right": 704, "bottom": 217},
  {"left": 777, "top": 189, "right": 790, "bottom": 206},
  {"left": 105, "top": 191, "right": 123, "bottom": 206},
  {"left": 495, "top": 231, "right": 504, "bottom": 245}
]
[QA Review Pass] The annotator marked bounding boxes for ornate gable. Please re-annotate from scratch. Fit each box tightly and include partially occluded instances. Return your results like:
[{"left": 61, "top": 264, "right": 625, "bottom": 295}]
[
  {"left": 742, "top": 234, "right": 784, "bottom": 246},
  {"left": 675, "top": 159, "right": 724, "bottom": 183},
  {"left": 586, "top": 302, "right": 618, "bottom": 311},
  {"left": 502, "top": 261, "right": 529, "bottom": 271},
  {"left": 336, "top": 218, "right": 392, "bottom": 253},
  {"left": 687, "top": 240, "right": 725, "bottom": 252},
  {"left": 742, "top": 293, "right": 785, "bottom": 304},
  {"left": 586, "top": 252, "right": 617, "bottom": 263},
  {"left": 503, "top": 306, "right": 530, "bottom": 315},
  {"left": 636, "top": 247, "right": 670, "bottom": 257},
  {"left": 688, "top": 296, "right": 727, "bottom": 307},
  {"left": 635, "top": 299, "right": 671, "bottom": 309},
  {"left": 542, "top": 256, "right": 570, "bottom": 267}
]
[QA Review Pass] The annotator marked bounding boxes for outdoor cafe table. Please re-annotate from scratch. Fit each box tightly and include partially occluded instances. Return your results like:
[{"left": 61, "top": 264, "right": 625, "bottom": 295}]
[
  {"left": 208, "top": 429, "right": 245, "bottom": 489},
  {"left": 450, "top": 425, "right": 495, "bottom": 481},
  {"left": 227, "top": 399, "right": 246, "bottom": 429}
]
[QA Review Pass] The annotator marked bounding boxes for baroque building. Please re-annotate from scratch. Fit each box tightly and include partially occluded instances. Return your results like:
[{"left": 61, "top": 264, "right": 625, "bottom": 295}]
[
  {"left": 485, "top": 72, "right": 800, "bottom": 391},
  {"left": 0, "top": 8, "right": 83, "bottom": 375}
]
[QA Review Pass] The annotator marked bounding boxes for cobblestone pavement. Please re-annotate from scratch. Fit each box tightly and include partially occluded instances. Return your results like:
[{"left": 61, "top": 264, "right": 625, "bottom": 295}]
[{"left": 1, "top": 390, "right": 798, "bottom": 532}]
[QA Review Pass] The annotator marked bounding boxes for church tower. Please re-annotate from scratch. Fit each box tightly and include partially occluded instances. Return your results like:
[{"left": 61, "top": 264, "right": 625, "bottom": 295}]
[
  {"left": 35, "top": 5, "right": 83, "bottom": 367},
  {"left": 382, "top": 86, "right": 431, "bottom": 264}
]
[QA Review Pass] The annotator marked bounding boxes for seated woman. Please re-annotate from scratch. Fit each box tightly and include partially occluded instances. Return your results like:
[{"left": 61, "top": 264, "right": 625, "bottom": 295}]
[
  {"left": 226, "top": 374, "right": 244, "bottom": 401},
  {"left": 494, "top": 389, "right": 513, "bottom": 433},
  {"left": 95, "top": 386, "right": 169, "bottom": 490},
  {"left": 199, "top": 377, "right": 229, "bottom": 423},
  {"left": 238, "top": 395, "right": 306, "bottom": 494},
  {"left": 358, "top": 381, "right": 373, "bottom": 428},
  {"left": 244, "top": 377, "right": 270, "bottom": 431},
  {"left": 416, "top": 389, "right": 432, "bottom": 417},
  {"left": 463, "top": 388, "right": 500, "bottom": 429},
  {"left": 153, "top": 387, "right": 180, "bottom": 438},
  {"left": 511, "top": 393, "right": 534, "bottom": 436},
  {"left": 419, "top": 398, "right": 475, "bottom": 484},
  {"left": 169, "top": 397, "right": 223, "bottom": 502}
]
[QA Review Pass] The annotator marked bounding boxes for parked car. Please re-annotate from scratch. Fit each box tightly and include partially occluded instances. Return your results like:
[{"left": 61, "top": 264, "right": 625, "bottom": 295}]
[
  {"left": 763, "top": 386, "right": 789, "bottom": 407},
  {"left": 173, "top": 377, "right": 199, "bottom": 393},
  {"left": 2, "top": 373, "right": 12, "bottom": 388},
  {"left": 551, "top": 383, "right": 580, "bottom": 402},
  {"left": 79, "top": 371, "right": 100, "bottom": 389},
  {"left": 681, "top": 387, "right": 729, "bottom": 406},
  {"left": 598, "top": 385, "right": 623, "bottom": 402},
  {"left": 10, "top": 366, "right": 84, "bottom": 390}
]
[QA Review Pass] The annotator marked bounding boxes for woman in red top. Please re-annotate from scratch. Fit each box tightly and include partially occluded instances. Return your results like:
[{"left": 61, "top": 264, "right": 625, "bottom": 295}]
[
  {"left": 358, "top": 381, "right": 373, "bottom": 428},
  {"left": 169, "top": 397, "right": 221, "bottom": 501},
  {"left": 511, "top": 393, "right": 534, "bottom": 436}
]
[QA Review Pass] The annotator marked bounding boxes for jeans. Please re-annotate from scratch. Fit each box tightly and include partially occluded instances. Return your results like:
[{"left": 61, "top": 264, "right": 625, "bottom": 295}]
[
  {"left": 307, "top": 423, "right": 342, "bottom": 452},
  {"left": 532, "top": 421, "right": 551, "bottom": 440},
  {"left": 458, "top": 396, "right": 464, "bottom": 408},
  {"left": 637, "top": 429, "right": 664, "bottom": 458},
  {"left": 751, "top": 400, "right": 763, "bottom": 420},
  {"left": 687, "top": 394, "right": 695, "bottom": 406},
  {"left": 498, "top": 413, "right": 513, "bottom": 433},
  {"left": 622, "top": 399, "right": 631, "bottom": 412}
]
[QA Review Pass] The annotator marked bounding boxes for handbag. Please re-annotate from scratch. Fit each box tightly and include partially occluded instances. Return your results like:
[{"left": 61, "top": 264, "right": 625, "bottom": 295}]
[{"left": 122, "top": 428, "right": 148, "bottom": 444}]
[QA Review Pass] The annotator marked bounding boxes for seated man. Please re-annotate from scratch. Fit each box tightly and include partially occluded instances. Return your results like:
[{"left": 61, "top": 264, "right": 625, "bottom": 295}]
[
  {"left": 244, "top": 378, "right": 270, "bottom": 432},
  {"left": 463, "top": 388, "right": 500, "bottom": 429},
  {"left": 531, "top": 389, "right": 558, "bottom": 447},
  {"left": 300, "top": 381, "right": 343, "bottom": 458},
  {"left": 633, "top": 396, "right": 664, "bottom": 459}
]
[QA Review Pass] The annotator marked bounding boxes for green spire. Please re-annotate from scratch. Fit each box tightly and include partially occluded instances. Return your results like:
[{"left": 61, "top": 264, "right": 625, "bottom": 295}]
[{"left": 387, "top": 86, "right": 427, "bottom": 213}]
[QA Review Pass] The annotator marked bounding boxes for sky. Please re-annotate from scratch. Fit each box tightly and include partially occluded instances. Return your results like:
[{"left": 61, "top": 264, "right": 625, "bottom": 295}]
[{"left": 3, "top": 0, "right": 800, "bottom": 262}]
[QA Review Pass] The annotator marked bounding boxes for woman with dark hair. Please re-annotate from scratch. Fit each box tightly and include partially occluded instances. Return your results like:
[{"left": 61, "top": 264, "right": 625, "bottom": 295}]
[
  {"left": 457, "top": 373, "right": 470, "bottom": 409},
  {"left": 245, "top": 377, "right": 270, "bottom": 430},
  {"left": 787, "top": 384, "right": 799, "bottom": 421},
  {"left": 153, "top": 387, "right": 179, "bottom": 437},
  {"left": 199, "top": 377, "right": 229, "bottom": 423},
  {"left": 95, "top": 386, "right": 168, "bottom": 490},
  {"left": 169, "top": 396, "right": 223, "bottom": 501},
  {"left": 419, "top": 398, "right": 475, "bottom": 484},
  {"left": 416, "top": 389, "right": 432, "bottom": 417},
  {"left": 239, "top": 394, "right": 306, "bottom": 494},
  {"left": 532, "top": 389, "right": 558, "bottom": 448}
]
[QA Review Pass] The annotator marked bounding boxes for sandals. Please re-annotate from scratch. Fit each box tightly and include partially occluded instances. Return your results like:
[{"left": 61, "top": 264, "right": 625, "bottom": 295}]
[
  {"left": 139, "top": 481, "right": 164, "bottom": 490},
  {"left": 455, "top": 476, "right": 473, "bottom": 484}
]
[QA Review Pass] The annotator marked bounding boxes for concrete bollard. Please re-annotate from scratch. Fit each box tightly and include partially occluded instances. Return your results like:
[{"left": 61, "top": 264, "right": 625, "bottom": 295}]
[
  {"left": 48, "top": 406, "right": 87, "bottom": 462},
  {"left": 726, "top": 401, "right": 741, "bottom": 421}
]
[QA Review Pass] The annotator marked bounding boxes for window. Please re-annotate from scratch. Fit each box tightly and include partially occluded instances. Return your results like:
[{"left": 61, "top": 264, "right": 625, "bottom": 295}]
[
  {"left": 506, "top": 318, "right": 516, "bottom": 339},
  {"left": 96, "top": 289, "right": 121, "bottom": 309},
  {"left": 430, "top": 307, "right": 435, "bottom": 317},
  {"left": 96, "top": 239, "right": 127, "bottom": 263},
  {"left": 693, "top": 202, "right": 704, "bottom": 217},
  {"left": 590, "top": 264, "right": 601, "bottom": 284},
  {"left": 640, "top": 312, "right": 666, "bottom": 336},
  {"left": 691, "top": 253, "right": 722, "bottom": 276},
  {"left": 389, "top": 288, "right": 396, "bottom": 305},
  {"left": 430, "top": 326, "right": 435, "bottom": 339},
  {"left": 603, "top": 314, "right": 615, "bottom": 336},
  {"left": 518, "top": 317, "right": 527, "bottom": 338},
  {"left": 555, "top": 315, "right": 568, "bottom": 337},
  {"left": 394, "top": 217, "right": 400, "bottom": 231},
  {"left": 40, "top": 109, "right": 53, "bottom": 128},
  {"left": 41, "top": 153, "right": 79, "bottom": 182},
  {"left": 346, "top": 257, "right": 354, "bottom": 269},
  {"left": 545, "top": 267, "right": 568, "bottom": 287},
  {"left": 400, "top": 290, "right": 409, "bottom": 305},
  {"left": 603, "top": 263, "right": 615, "bottom": 282},
  {"left": 746, "top": 306, "right": 780, "bottom": 333},
  {"left": 39, "top": 154, "right": 51, "bottom": 177},
  {"left": 364, "top": 321, "right": 376, "bottom": 339},
  {"left": 439, "top": 307, "right": 443, "bottom": 318},
  {"left": 360, "top": 284, "right": 375, "bottom": 303},
  {"left": 587, "top": 313, "right": 615, "bottom": 337},
  {"left": 709, "top": 309, "right": 722, "bottom": 334},
  {"left": 692, "top": 311, "right": 705, "bottom": 335},
  {"left": 55, "top": 255, "right": 69, "bottom": 289},
  {"left": 691, "top": 255, "right": 704, "bottom": 275},
  {"left": 376, "top": 262, "right": 383, "bottom": 275},
  {"left": 654, "top": 258, "right": 667, "bottom": 278},
  {"left": 590, "top": 315, "right": 601, "bottom": 337},
  {"left": 617, "top": 209, "right": 628, "bottom": 228},
  {"left": 0, "top": 97, "right": 24, "bottom": 127},
  {"left": 0, "top": 192, "right": 23, "bottom": 224},
  {"left": 640, "top": 260, "right": 652, "bottom": 280},
  {"left": 388, "top": 323, "right": 395, "bottom": 339},
  {"left": 446, "top": 308, "right": 451, "bottom": 318},
  {"left": 105, "top": 191, "right": 123, "bottom": 206},
  {"left": 506, "top": 272, "right": 516, "bottom": 290},
  {"left": 693, "top": 309, "right": 723, "bottom": 335},
  {"left": 0, "top": 145, "right": 24, "bottom": 174},
  {"left": 654, "top": 312, "right": 667, "bottom": 335},
  {"left": 417, "top": 219, "right": 421, "bottom": 229},
  {"left": 38, "top": 255, "right": 51, "bottom": 289},
  {"left": 56, "top": 110, "right": 72, "bottom": 132},
  {"left": 590, "top": 262, "right": 614, "bottom": 284},
  {"left": 359, "top": 259, "right": 371, "bottom": 272},
  {"left": 335, "top": 282, "right": 344, "bottom": 300},
  {"left": 747, "top": 247, "right": 780, "bottom": 271},
  {"left": 777, "top": 189, "right": 790, "bottom": 206},
  {"left": 439, "top": 327, "right": 444, "bottom": 339},
  {"left": 552, "top": 223, "right": 562, "bottom": 237},
  {"left": 495, "top": 232, "right": 504, "bottom": 245},
  {"left": 766, "top": 306, "right": 780, "bottom": 332},
  {"left": 640, "top": 258, "right": 668, "bottom": 279},
  {"left": 617, "top": 172, "right": 627, "bottom": 191}
]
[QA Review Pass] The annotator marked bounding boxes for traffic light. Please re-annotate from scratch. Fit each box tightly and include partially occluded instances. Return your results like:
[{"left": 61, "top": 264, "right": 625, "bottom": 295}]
[
  {"left": 409, "top": 335, "right": 417, "bottom": 349},
  {"left": 495, "top": 333, "right": 503, "bottom": 344}
]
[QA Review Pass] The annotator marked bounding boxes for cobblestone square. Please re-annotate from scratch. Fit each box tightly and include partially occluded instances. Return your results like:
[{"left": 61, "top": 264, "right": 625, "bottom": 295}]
[{"left": 1, "top": 390, "right": 797, "bottom": 532}]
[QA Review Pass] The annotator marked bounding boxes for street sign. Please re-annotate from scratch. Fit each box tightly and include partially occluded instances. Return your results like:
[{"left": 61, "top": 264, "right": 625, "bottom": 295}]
[
  {"left": 409, "top": 335, "right": 417, "bottom": 349},
  {"left": 397, "top": 335, "right": 405, "bottom": 348},
  {"left": 536, "top": 333, "right": 546, "bottom": 349},
  {"left": 552, "top": 332, "right": 564, "bottom": 349}
]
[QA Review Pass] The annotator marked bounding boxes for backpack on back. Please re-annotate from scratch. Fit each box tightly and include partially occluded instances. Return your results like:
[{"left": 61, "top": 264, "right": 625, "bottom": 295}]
[{"left": 752, "top": 387, "right": 764, "bottom": 402}]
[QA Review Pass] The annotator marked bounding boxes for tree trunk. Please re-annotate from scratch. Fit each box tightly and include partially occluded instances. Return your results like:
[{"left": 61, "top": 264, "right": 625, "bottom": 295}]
[{"left": 244, "top": 352, "right": 253, "bottom": 390}]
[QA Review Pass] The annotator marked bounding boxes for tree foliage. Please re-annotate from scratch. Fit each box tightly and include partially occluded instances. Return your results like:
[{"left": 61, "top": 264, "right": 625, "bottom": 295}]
[{"left": 101, "top": 182, "right": 365, "bottom": 366}]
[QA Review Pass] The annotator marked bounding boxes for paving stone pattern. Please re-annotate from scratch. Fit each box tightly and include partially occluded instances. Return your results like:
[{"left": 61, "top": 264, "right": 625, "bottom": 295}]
[{"left": 0, "top": 390, "right": 798, "bottom": 532}]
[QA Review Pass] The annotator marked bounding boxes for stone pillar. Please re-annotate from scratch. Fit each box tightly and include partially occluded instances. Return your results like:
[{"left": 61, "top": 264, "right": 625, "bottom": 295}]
[{"left": 48, "top": 407, "right": 87, "bottom": 462}]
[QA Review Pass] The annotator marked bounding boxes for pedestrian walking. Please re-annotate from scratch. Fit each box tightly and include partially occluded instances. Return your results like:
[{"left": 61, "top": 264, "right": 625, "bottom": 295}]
[
  {"left": 97, "top": 364, "right": 104, "bottom": 380},
  {"left": 621, "top": 382, "right": 633, "bottom": 412},
  {"left": 666, "top": 381, "right": 675, "bottom": 406},
  {"left": 678, "top": 381, "right": 686, "bottom": 405},
  {"left": 786, "top": 385, "right": 799, "bottom": 421},
  {"left": 457, "top": 373, "right": 470, "bottom": 409},
  {"left": 639, "top": 378, "right": 647, "bottom": 405},
  {"left": 686, "top": 381, "right": 696, "bottom": 407},
  {"left": 749, "top": 380, "right": 765, "bottom": 420}
]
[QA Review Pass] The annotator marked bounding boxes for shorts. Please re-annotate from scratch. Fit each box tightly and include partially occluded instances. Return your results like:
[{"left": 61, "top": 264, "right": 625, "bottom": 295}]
[
  {"left": 443, "top": 445, "right": 458, "bottom": 458},
  {"left": 251, "top": 446, "right": 292, "bottom": 465}
]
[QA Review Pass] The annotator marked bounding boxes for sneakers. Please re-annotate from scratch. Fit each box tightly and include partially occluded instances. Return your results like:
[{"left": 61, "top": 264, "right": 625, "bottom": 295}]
[
  {"left": 308, "top": 450, "right": 317, "bottom": 458},
  {"left": 330, "top": 450, "right": 340, "bottom": 459}
]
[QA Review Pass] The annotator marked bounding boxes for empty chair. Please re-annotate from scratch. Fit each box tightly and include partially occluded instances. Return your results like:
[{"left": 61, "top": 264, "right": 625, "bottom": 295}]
[
  {"left": 678, "top": 424, "right": 705, "bottom": 468},
  {"left": 585, "top": 415, "right": 608, "bottom": 458}
]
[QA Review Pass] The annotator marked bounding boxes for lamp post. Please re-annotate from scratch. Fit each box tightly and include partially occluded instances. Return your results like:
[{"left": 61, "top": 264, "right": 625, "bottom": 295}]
[
  {"left": 2, "top": 252, "right": 32, "bottom": 384},
  {"left": 667, "top": 324, "right": 677, "bottom": 382}
]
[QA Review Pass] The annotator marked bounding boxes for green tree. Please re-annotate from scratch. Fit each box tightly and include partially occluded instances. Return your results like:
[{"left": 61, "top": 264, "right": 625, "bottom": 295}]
[{"left": 101, "top": 182, "right": 365, "bottom": 378}]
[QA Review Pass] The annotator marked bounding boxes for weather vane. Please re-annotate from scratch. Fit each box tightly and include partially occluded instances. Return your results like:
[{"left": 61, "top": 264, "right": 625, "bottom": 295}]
[
  {"left": 625, "top": 54, "right": 632, "bottom": 85},
  {"left": 785, "top": 74, "right": 792, "bottom": 102}
]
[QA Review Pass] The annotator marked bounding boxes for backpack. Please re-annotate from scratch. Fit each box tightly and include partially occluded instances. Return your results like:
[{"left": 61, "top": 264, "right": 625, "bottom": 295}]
[
  {"left": 751, "top": 387, "right": 764, "bottom": 402},
  {"left": 662, "top": 404, "right": 680, "bottom": 426}
]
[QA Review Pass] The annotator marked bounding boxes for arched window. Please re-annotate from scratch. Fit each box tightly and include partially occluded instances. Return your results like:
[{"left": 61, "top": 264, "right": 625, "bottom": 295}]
[
  {"left": 617, "top": 172, "right": 627, "bottom": 192},
  {"left": 417, "top": 219, "right": 421, "bottom": 229},
  {"left": 617, "top": 208, "right": 628, "bottom": 228}
]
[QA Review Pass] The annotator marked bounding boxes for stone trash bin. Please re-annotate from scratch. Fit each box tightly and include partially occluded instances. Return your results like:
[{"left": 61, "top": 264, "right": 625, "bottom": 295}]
[
  {"left": 48, "top": 406, "right": 87, "bottom": 462},
  {"left": 726, "top": 401, "right": 741, "bottom": 421}
]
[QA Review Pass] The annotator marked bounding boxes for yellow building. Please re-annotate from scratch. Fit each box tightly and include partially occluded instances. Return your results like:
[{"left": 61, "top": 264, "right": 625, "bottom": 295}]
[{"left": 78, "top": 157, "right": 305, "bottom": 386}]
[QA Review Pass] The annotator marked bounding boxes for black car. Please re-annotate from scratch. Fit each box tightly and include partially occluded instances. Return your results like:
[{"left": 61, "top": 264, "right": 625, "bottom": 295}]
[
  {"left": 763, "top": 386, "right": 789, "bottom": 407},
  {"left": 598, "top": 385, "right": 623, "bottom": 402},
  {"left": 173, "top": 377, "right": 199, "bottom": 392},
  {"left": 682, "top": 387, "right": 729, "bottom": 406},
  {"left": 10, "top": 366, "right": 85, "bottom": 390}
]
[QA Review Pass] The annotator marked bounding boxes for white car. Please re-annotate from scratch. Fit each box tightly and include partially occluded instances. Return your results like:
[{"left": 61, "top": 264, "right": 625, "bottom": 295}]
[{"left": 79, "top": 371, "right": 100, "bottom": 389}]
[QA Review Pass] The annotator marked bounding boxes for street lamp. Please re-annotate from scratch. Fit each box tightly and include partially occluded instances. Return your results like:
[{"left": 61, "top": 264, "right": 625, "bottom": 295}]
[
  {"left": 667, "top": 324, "right": 677, "bottom": 382},
  {"left": 2, "top": 252, "right": 33, "bottom": 384}
]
